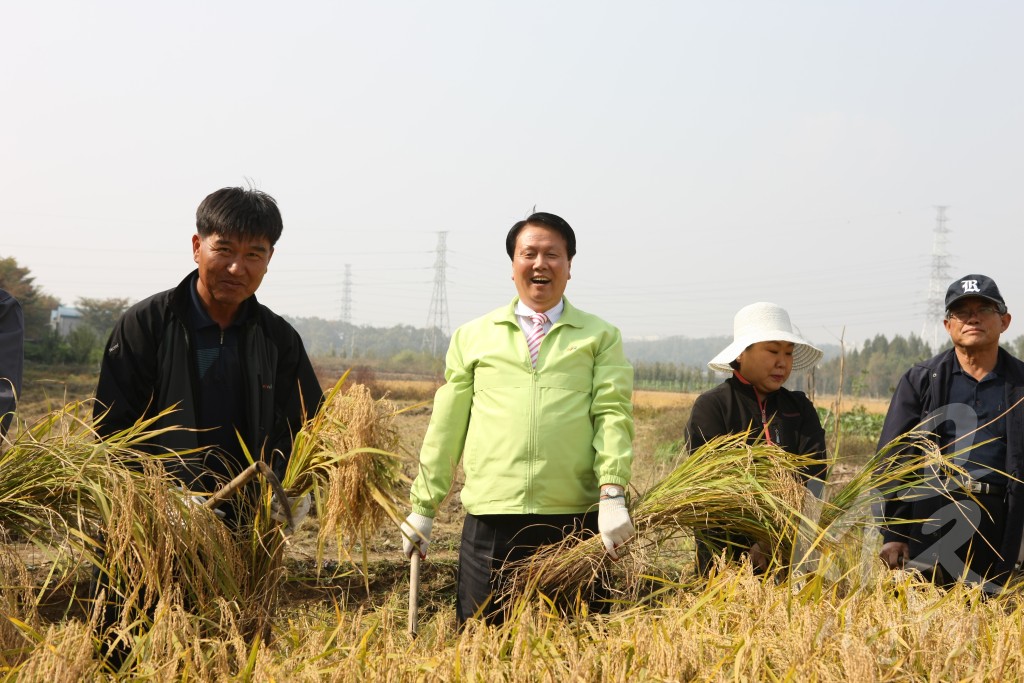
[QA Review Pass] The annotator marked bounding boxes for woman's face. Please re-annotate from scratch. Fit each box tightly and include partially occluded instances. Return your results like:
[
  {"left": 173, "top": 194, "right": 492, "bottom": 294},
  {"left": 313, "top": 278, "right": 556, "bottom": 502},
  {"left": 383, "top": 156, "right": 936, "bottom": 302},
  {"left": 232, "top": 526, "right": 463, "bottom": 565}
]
[{"left": 736, "top": 340, "right": 795, "bottom": 395}]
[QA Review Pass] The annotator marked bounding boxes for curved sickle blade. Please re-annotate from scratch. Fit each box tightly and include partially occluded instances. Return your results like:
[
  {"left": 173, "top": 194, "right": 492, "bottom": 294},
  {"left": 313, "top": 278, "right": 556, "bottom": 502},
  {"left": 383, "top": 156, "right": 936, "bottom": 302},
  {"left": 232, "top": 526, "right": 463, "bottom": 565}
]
[{"left": 203, "top": 460, "right": 295, "bottom": 532}]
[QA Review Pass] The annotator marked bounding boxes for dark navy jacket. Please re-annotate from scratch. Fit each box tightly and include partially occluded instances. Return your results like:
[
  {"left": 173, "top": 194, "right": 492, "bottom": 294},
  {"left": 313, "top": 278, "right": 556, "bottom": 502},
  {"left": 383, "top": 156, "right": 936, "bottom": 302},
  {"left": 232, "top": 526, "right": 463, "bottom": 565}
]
[{"left": 877, "top": 347, "right": 1024, "bottom": 577}]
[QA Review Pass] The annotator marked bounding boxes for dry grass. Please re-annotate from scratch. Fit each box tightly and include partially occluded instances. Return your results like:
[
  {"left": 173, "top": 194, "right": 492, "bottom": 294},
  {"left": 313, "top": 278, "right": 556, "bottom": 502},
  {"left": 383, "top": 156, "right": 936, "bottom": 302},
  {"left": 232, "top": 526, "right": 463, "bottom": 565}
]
[
  {"left": 5, "top": 383, "right": 1023, "bottom": 681},
  {"left": 816, "top": 393, "right": 891, "bottom": 415},
  {"left": 9, "top": 562, "right": 1023, "bottom": 681},
  {"left": 632, "top": 389, "right": 697, "bottom": 410},
  {"left": 633, "top": 389, "right": 890, "bottom": 416}
]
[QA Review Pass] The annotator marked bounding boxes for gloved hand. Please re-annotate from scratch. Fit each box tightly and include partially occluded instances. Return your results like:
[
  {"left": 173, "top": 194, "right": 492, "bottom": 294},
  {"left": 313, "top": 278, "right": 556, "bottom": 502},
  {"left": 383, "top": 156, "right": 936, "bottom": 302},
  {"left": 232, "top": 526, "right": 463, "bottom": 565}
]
[
  {"left": 173, "top": 486, "right": 226, "bottom": 519},
  {"left": 270, "top": 492, "right": 312, "bottom": 527},
  {"left": 598, "top": 487, "right": 634, "bottom": 560},
  {"left": 401, "top": 512, "right": 434, "bottom": 558}
]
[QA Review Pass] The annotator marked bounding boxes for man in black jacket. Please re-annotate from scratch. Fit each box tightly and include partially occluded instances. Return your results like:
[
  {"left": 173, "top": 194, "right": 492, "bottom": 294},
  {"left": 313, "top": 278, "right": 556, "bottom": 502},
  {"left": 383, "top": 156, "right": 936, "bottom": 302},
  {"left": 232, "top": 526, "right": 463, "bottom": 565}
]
[
  {"left": 878, "top": 274, "right": 1024, "bottom": 592},
  {"left": 93, "top": 186, "right": 323, "bottom": 526}
]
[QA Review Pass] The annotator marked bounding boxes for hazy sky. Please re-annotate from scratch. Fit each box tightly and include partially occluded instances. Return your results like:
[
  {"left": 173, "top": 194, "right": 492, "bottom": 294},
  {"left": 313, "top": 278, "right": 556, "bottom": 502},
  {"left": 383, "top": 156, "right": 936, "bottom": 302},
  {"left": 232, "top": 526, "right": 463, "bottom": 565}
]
[{"left": 3, "top": 1, "right": 1021, "bottom": 351}]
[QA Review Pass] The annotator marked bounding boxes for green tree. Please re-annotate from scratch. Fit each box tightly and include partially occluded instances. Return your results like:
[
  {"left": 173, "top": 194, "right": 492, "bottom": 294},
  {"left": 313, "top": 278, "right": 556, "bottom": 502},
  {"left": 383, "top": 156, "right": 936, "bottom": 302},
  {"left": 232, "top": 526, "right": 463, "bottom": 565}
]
[
  {"left": 0, "top": 255, "right": 58, "bottom": 344},
  {"left": 64, "top": 325, "right": 99, "bottom": 364},
  {"left": 1005, "top": 335, "right": 1024, "bottom": 359},
  {"left": 76, "top": 296, "right": 131, "bottom": 340}
]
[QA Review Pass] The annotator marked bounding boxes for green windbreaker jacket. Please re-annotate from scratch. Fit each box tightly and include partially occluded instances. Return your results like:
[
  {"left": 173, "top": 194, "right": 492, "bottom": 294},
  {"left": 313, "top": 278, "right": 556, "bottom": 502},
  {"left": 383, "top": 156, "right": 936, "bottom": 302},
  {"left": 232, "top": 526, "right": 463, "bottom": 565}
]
[{"left": 410, "top": 297, "right": 634, "bottom": 517}]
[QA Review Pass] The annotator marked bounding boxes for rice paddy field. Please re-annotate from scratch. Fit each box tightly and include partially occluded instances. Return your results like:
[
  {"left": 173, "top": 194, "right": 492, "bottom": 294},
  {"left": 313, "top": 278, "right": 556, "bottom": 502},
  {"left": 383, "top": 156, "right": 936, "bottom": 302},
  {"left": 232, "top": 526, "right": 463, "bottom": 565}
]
[{"left": 3, "top": 374, "right": 1023, "bottom": 682}]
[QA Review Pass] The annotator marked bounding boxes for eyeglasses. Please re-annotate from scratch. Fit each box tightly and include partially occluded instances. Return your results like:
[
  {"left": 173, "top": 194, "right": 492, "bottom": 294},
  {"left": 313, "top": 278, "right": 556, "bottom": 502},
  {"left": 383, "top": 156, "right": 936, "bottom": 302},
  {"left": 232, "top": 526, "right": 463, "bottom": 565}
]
[{"left": 946, "top": 305, "right": 1003, "bottom": 323}]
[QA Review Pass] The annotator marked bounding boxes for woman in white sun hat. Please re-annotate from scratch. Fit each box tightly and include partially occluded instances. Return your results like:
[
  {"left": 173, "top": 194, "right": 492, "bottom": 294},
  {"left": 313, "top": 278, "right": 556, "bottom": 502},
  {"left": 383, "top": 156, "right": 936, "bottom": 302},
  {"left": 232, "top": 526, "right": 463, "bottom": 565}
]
[{"left": 685, "top": 301, "right": 828, "bottom": 576}]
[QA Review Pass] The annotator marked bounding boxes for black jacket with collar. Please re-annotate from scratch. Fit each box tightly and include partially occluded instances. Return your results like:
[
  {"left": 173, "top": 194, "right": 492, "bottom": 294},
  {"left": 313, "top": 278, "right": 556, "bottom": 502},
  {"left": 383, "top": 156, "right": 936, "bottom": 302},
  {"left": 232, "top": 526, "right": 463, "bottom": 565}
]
[
  {"left": 93, "top": 271, "right": 323, "bottom": 491},
  {"left": 877, "top": 347, "right": 1024, "bottom": 575},
  {"left": 685, "top": 374, "right": 828, "bottom": 484}
]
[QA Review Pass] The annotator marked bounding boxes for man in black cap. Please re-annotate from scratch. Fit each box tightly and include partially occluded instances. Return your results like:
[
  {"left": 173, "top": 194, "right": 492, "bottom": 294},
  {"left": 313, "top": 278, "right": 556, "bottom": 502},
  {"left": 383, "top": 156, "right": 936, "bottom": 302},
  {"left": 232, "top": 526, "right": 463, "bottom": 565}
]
[{"left": 878, "top": 274, "right": 1024, "bottom": 591}]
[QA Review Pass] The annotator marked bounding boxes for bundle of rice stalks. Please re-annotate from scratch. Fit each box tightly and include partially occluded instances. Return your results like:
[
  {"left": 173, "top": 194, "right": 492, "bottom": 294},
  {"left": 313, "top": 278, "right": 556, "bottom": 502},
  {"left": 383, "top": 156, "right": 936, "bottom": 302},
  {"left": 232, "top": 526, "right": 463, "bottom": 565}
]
[
  {"left": 503, "top": 429, "right": 970, "bottom": 610},
  {"left": 788, "top": 430, "right": 983, "bottom": 591},
  {"left": 0, "top": 401, "right": 268, "bottom": 667},
  {"left": 0, "top": 401, "right": 197, "bottom": 581},
  {"left": 283, "top": 374, "right": 410, "bottom": 574},
  {"left": 502, "top": 433, "right": 814, "bottom": 606},
  {"left": 0, "top": 539, "right": 36, "bottom": 653}
]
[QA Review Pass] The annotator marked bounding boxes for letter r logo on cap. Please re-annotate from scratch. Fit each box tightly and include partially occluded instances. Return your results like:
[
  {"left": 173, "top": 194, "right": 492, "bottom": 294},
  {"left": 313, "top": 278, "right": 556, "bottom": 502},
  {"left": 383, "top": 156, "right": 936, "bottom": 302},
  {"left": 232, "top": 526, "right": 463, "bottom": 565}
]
[{"left": 962, "top": 280, "right": 981, "bottom": 293}]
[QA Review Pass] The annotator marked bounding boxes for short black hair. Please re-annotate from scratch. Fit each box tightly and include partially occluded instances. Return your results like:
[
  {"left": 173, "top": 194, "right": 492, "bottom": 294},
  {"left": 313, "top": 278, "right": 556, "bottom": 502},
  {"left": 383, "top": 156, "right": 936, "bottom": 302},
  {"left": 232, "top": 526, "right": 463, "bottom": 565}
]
[
  {"left": 196, "top": 187, "right": 284, "bottom": 246},
  {"left": 505, "top": 212, "right": 576, "bottom": 261},
  {"left": 728, "top": 344, "right": 753, "bottom": 370}
]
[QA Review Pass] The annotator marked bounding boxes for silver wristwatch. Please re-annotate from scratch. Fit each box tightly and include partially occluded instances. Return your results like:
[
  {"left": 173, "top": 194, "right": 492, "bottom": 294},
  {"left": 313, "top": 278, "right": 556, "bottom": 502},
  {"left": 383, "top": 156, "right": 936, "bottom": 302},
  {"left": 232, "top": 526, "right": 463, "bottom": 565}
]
[{"left": 601, "top": 486, "right": 625, "bottom": 500}]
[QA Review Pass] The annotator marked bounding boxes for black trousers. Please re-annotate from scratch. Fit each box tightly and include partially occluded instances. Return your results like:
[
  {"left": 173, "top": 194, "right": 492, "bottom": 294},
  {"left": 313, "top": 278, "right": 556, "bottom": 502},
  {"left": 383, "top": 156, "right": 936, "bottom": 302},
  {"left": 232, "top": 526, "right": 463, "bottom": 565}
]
[
  {"left": 694, "top": 528, "right": 758, "bottom": 576},
  {"left": 456, "top": 512, "right": 610, "bottom": 625},
  {"left": 910, "top": 490, "right": 1008, "bottom": 589}
]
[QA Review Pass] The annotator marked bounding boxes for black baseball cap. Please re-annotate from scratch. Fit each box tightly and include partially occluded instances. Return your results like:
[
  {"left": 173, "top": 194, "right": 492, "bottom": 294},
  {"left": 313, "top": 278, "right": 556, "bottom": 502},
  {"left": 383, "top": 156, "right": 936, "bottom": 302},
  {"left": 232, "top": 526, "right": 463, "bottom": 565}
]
[{"left": 945, "top": 274, "right": 1006, "bottom": 311}]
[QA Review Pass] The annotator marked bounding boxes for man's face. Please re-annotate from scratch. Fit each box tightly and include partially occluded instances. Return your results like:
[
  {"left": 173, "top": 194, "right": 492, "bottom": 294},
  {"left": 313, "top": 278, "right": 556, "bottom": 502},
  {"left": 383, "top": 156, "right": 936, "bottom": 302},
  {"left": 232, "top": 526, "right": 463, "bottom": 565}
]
[
  {"left": 192, "top": 232, "right": 273, "bottom": 313},
  {"left": 511, "top": 224, "right": 572, "bottom": 312},
  {"left": 943, "top": 296, "right": 1011, "bottom": 352}
]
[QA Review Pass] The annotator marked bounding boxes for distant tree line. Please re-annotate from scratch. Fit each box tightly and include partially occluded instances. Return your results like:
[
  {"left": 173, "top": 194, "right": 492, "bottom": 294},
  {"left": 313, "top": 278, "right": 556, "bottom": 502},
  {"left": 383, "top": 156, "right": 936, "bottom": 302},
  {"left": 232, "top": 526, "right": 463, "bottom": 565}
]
[
  {"left": 632, "top": 333, "right": 1024, "bottom": 399},
  {"left": 631, "top": 361, "right": 720, "bottom": 393},
  {"left": 809, "top": 333, "right": 936, "bottom": 397},
  {"left": 813, "top": 332, "right": 1024, "bottom": 398},
  {"left": 10, "top": 253, "right": 1024, "bottom": 396},
  {"left": 623, "top": 335, "right": 733, "bottom": 368},
  {"left": 0, "top": 255, "right": 130, "bottom": 366}
]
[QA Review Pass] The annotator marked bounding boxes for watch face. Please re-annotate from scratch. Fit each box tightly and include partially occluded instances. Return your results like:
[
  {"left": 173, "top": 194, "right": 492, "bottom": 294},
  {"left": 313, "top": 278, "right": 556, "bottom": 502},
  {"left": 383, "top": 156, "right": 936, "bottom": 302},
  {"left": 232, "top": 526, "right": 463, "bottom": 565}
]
[{"left": 605, "top": 487, "right": 623, "bottom": 496}]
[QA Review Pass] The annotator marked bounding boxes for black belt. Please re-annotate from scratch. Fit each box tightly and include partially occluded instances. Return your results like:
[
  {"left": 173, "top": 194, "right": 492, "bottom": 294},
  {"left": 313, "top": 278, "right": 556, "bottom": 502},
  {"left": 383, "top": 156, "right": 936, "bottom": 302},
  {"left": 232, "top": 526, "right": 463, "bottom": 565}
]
[{"left": 943, "top": 477, "right": 1006, "bottom": 497}]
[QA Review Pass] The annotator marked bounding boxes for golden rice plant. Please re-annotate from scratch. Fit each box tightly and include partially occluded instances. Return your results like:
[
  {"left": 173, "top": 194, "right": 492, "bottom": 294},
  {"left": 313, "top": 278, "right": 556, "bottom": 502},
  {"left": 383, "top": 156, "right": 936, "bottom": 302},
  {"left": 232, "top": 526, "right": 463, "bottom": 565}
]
[
  {"left": 283, "top": 374, "right": 411, "bottom": 581},
  {"left": 500, "top": 433, "right": 813, "bottom": 607},
  {"left": 0, "top": 539, "right": 36, "bottom": 657},
  {"left": 786, "top": 429, "right": 992, "bottom": 596},
  {"left": 8, "top": 398, "right": 1024, "bottom": 680},
  {"left": 0, "top": 401, "right": 277, "bottom": 673},
  {"left": 503, "top": 428, "right": 971, "bottom": 610}
]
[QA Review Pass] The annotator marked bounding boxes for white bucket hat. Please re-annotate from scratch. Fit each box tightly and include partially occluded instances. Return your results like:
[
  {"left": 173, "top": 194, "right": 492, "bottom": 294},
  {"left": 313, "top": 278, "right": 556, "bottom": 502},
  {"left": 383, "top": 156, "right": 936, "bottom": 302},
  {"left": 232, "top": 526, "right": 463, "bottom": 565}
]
[{"left": 708, "top": 302, "right": 823, "bottom": 374}]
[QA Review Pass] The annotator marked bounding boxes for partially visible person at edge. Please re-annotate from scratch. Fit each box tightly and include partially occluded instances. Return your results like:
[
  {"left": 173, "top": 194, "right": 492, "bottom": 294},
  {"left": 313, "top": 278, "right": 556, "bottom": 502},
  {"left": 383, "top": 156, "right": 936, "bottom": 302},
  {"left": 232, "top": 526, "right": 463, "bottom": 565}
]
[
  {"left": 878, "top": 274, "right": 1024, "bottom": 592},
  {"left": 399, "top": 212, "right": 636, "bottom": 626},
  {"left": 0, "top": 288, "right": 24, "bottom": 439},
  {"left": 685, "top": 302, "right": 828, "bottom": 575},
  {"left": 93, "top": 186, "right": 323, "bottom": 528}
]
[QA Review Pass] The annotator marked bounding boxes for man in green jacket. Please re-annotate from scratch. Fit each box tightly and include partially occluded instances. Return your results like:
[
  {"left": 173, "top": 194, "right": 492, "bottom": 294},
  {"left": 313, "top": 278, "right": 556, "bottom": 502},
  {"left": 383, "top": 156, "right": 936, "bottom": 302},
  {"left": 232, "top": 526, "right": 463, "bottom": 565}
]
[{"left": 401, "top": 211, "right": 635, "bottom": 625}]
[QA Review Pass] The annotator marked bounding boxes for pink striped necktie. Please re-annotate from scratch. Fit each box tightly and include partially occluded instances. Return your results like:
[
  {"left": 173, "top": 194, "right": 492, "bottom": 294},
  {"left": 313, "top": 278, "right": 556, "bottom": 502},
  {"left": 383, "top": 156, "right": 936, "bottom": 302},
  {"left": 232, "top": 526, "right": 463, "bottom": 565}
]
[{"left": 526, "top": 312, "right": 549, "bottom": 367}]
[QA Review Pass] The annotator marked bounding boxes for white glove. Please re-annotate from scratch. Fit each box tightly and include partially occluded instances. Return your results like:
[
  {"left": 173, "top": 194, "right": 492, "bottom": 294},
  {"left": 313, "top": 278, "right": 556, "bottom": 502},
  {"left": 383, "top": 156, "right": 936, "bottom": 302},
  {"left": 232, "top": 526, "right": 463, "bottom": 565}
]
[
  {"left": 270, "top": 492, "right": 312, "bottom": 527},
  {"left": 173, "top": 487, "right": 225, "bottom": 519},
  {"left": 184, "top": 493, "right": 208, "bottom": 508},
  {"left": 598, "top": 487, "right": 634, "bottom": 560},
  {"left": 401, "top": 512, "right": 434, "bottom": 558}
]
